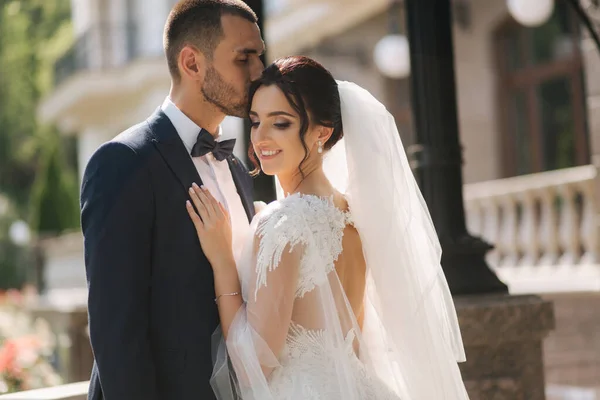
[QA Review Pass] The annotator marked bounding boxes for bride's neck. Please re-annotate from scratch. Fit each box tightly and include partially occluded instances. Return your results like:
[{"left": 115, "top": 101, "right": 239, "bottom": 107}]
[{"left": 278, "top": 165, "right": 333, "bottom": 197}]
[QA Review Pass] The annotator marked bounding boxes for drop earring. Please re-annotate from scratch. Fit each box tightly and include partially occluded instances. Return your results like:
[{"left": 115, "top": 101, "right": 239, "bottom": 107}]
[{"left": 317, "top": 140, "right": 323, "bottom": 154}]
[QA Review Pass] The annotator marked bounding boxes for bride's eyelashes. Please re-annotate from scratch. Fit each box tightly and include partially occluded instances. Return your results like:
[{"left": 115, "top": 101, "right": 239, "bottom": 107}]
[
  {"left": 249, "top": 120, "right": 292, "bottom": 130},
  {"left": 273, "top": 121, "right": 291, "bottom": 130}
]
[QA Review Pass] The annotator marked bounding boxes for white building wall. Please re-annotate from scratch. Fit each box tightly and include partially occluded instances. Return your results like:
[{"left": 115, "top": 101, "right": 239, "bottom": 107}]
[
  {"left": 78, "top": 127, "right": 115, "bottom": 182},
  {"left": 134, "top": 0, "right": 171, "bottom": 58},
  {"left": 452, "top": 1, "right": 509, "bottom": 183},
  {"left": 70, "top": 0, "right": 97, "bottom": 35}
]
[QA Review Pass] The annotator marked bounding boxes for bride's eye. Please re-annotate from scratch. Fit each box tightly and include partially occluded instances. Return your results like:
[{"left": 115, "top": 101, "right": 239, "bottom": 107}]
[
  {"left": 274, "top": 121, "right": 291, "bottom": 129},
  {"left": 250, "top": 121, "right": 260, "bottom": 128}
]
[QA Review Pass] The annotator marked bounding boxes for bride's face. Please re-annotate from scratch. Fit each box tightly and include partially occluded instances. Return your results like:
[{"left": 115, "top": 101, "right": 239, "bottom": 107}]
[{"left": 249, "top": 85, "right": 321, "bottom": 176}]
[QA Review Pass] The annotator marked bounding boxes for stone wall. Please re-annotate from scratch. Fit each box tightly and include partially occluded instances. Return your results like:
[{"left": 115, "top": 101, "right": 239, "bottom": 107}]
[
  {"left": 542, "top": 293, "right": 600, "bottom": 390},
  {"left": 456, "top": 294, "right": 555, "bottom": 400}
]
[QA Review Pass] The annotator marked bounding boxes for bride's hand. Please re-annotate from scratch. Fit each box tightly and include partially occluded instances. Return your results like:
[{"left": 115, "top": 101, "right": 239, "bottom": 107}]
[{"left": 186, "top": 183, "right": 234, "bottom": 269}]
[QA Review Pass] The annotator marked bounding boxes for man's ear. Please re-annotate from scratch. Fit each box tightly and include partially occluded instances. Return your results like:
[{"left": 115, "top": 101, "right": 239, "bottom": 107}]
[{"left": 179, "top": 45, "right": 206, "bottom": 81}]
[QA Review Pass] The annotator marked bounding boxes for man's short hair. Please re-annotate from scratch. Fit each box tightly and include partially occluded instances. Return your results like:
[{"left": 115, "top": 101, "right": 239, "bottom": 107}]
[{"left": 163, "top": 0, "right": 258, "bottom": 79}]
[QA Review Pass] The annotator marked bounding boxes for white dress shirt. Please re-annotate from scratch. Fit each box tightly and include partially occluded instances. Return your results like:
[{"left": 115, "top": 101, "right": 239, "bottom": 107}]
[{"left": 161, "top": 97, "right": 250, "bottom": 263}]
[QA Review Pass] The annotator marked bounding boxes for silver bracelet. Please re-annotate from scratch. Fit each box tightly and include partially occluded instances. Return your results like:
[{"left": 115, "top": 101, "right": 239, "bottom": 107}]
[{"left": 215, "top": 292, "right": 240, "bottom": 303}]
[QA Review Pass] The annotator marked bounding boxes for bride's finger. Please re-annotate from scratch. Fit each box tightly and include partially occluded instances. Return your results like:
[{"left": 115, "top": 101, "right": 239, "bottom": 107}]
[
  {"left": 189, "top": 185, "right": 209, "bottom": 222},
  {"left": 192, "top": 184, "right": 215, "bottom": 220},
  {"left": 185, "top": 200, "right": 204, "bottom": 233},
  {"left": 217, "top": 202, "right": 231, "bottom": 224},
  {"left": 199, "top": 185, "right": 220, "bottom": 216}
]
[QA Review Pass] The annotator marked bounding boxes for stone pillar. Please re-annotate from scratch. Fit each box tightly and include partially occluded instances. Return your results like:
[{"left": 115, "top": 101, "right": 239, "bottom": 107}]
[
  {"left": 542, "top": 293, "right": 600, "bottom": 394},
  {"left": 580, "top": 11, "right": 600, "bottom": 159},
  {"left": 456, "top": 294, "right": 555, "bottom": 400}
]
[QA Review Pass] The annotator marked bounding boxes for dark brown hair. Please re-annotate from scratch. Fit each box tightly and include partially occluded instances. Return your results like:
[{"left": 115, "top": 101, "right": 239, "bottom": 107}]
[
  {"left": 163, "top": 0, "right": 257, "bottom": 80},
  {"left": 247, "top": 56, "right": 344, "bottom": 176}
]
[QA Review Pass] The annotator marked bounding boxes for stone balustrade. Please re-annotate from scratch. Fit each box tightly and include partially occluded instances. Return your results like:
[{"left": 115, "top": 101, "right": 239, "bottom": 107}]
[{"left": 464, "top": 164, "right": 600, "bottom": 294}]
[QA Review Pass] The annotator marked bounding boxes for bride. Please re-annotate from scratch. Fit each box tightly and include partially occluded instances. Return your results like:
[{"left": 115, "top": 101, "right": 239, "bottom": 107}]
[{"left": 185, "top": 55, "right": 470, "bottom": 400}]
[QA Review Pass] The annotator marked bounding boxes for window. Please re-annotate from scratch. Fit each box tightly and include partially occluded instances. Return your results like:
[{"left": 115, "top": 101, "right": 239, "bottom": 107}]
[{"left": 494, "top": 2, "right": 589, "bottom": 177}]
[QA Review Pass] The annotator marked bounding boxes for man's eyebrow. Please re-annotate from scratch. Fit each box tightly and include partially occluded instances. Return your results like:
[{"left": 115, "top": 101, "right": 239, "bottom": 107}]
[{"left": 237, "top": 46, "right": 266, "bottom": 56}]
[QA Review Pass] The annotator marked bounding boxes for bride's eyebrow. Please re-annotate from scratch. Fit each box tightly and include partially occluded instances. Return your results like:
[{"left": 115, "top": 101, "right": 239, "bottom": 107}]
[
  {"left": 267, "top": 111, "right": 296, "bottom": 118},
  {"left": 248, "top": 111, "right": 297, "bottom": 118}
]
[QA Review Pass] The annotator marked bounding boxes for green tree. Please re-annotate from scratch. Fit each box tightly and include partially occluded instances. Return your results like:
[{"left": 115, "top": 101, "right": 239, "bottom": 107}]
[
  {"left": 30, "top": 133, "right": 79, "bottom": 235},
  {"left": 0, "top": 215, "right": 30, "bottom": 290},
  {"left": 0, "top": 0, "right": 77, "bottom": 289},
  {"left": 0, "top": 0, "right": 77, "bottom": 228}
]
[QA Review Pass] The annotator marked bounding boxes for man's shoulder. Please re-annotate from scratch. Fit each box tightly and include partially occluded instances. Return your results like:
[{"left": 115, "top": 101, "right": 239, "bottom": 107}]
[
  {"left": 112, "top": 120, "right": 154, "bottom": 152},
  {"left": 86, "top": 119, "right": 156, "bottom": 174}
]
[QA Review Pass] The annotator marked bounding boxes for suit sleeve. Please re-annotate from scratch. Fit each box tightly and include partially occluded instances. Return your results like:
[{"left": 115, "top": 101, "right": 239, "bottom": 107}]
[{"left": 80, "top": 141, "right": 158, "bottom": 400}]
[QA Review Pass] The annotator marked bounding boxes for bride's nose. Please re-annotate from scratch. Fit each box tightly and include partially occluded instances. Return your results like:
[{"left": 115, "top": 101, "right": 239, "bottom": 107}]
[{"left": 251, "top": 123, "right": 269, "bottom": 145}]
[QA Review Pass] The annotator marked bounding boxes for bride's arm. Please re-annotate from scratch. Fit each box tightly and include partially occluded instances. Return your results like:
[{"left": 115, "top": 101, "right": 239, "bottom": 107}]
[
  {"left": 185, "top": 184, "right": 244, "bottom": 339},
  {"left": 211, "top": 261, "right": 243, "bottom": 339},
  {"left": 186, "top": 184, "right": 299, "bottom": 371},
  {"left": 211, "top": 243, "right": 299, "bottom": 376}
]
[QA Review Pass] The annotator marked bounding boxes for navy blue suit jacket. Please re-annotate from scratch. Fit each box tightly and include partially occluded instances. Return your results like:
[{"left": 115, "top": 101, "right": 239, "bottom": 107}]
[{"left": 80, "top": 109, "right": 254, "bottom": 400}]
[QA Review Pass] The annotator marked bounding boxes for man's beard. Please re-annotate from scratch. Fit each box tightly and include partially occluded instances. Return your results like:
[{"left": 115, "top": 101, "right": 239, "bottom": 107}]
[{"left": 201, "top": 64, "right": 248, "bottom": 118}]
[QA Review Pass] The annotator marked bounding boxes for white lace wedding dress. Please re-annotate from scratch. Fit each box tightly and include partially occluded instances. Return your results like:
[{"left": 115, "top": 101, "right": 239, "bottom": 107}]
[
  {"left": 211, "top": 193, "right": 401, "bottom": 400},
  {"left": 210, "top": 81, "right": 470, "bottom": 400}
]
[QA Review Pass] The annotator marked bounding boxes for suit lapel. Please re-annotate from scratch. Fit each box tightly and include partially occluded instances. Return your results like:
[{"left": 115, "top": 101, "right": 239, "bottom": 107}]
[
  {"left": 227, "top": 156, "right": 255, "bottom": 222},
  {"left": 147, "top": 108, "right": 254, "bottom": 221},
  {"left": 147, "top": 108, "right": 203, "bottom": 193}
]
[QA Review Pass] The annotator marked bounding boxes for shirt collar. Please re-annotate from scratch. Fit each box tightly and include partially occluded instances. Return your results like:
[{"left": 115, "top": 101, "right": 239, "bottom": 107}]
[{"left": 160, "top": 97, "right": 222, "bottom": 154}]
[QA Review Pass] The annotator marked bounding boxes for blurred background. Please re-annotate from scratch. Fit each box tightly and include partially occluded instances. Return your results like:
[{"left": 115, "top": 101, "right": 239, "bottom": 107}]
[{"left": 0, "top": 0, "right": 600, "bottom": 398}]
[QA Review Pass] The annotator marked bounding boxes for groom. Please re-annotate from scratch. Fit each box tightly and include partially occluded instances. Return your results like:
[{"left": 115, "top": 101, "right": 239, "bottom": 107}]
[{"left": 80, "top": 1, "right": 264, "bottom": 399}]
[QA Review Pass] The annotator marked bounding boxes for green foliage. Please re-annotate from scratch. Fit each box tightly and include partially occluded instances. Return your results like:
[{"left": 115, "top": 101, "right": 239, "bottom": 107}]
[
  {"left": 30, "top": 133, "right": 79, "bottom": 235},
  {"left": 0, "top": 0, "right": 76, "bottom": 289},
  {"left": 0, "top": 0, "right": 77, "bottom": 229},
  {"left": 0, "top": 215, "right": 31, "bottom": 291},
  {"left": 0, "top": 240, "right": 29, "bottom": 290}
]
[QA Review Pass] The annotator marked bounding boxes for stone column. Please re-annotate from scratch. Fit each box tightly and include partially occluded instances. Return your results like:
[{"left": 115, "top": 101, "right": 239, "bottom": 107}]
[
  {"left": 456, "top": 294, "right": 555, "bottom": 400},
  {"left": 579, "top": 7, "right": 600, "bottom": 158},
  {"left": 579, "top": 12, "right": 600, "bottom": 244}
]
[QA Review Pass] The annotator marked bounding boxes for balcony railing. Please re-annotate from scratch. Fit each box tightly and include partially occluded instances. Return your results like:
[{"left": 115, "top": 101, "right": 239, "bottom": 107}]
[
  {"left": 54, "top": 23, "right": 144, "bottom": 86},
  {"left": 0, "top": 381, "right": 88, "bottom": 400},
  {"left": 464, "top": 165, "right": 600, "bottom": 292}
]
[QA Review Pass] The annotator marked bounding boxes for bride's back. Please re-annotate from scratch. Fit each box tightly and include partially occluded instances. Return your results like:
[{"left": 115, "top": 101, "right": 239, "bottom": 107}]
[
  {"left": 283, "top": 193, "right": 367, "bottom": 335},
  {"left": 334, "top": 197, "right": 367, "bottom": 330}
]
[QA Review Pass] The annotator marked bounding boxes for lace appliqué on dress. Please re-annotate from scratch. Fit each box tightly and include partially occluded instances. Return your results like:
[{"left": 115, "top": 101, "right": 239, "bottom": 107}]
[
  {"left": 254, "top": 194, "right": 352, "bottom": 300},
  {"left": 269, "top": 323, "right": 400, "bottom": 400}
]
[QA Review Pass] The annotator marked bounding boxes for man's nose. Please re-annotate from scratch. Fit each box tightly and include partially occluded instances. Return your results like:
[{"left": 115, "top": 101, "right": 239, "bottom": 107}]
[{"left": 250, "top": 58, "right": 265, "bottom": 81}]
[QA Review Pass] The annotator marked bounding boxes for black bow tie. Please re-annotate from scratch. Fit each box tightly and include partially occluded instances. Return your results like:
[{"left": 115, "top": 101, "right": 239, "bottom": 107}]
[{"left": 191, "top": 129, "right": 236, "bottom": 161}]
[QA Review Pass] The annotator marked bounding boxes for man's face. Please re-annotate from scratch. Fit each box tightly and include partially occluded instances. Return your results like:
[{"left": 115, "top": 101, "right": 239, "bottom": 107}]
[{"left": 201, "top": 15, "right": 265, "bottom": 118}]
